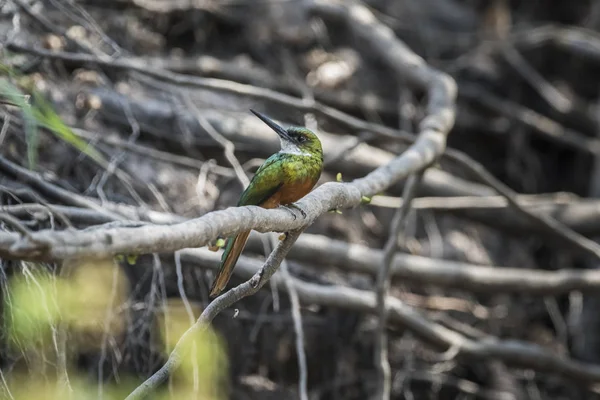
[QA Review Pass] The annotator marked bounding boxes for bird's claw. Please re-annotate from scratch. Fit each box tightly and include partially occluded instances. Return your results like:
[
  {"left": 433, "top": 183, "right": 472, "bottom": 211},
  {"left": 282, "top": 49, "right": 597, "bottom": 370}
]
[
  {"left": 280, "top": 205, "right": 297, "bottom": 220},
  {"left": 280, "top": 203, "right": 307, "bottom": 220}
]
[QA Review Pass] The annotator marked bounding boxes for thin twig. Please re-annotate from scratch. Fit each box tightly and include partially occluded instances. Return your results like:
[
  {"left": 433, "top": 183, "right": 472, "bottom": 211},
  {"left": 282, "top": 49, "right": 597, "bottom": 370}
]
[
  {"left": 0, "top": 211, "right": 36, "bottom": 239},
  {"left": 270, "top": 234, "right": 308, "bottom": 400},
  {"left": 5, "top": 42, "right": 413, "bottom": 143},
  {"left": 195, "top": 115, "right": 250, "bottom": 188},
  {"left": 124, "top": 229, "right": 305, "bottom": 400},
  {"left": 0, "top": 367, "right": 14, "bottom": 400},
  {"left": 459, "top": 84, "right": 600, "bottom": 155},
  {"left": 72, "top": 127, "right": 234, "bottom": 176},
  {"left": 444, "top": 148, "right": 600, "bottom": 260},
  {"left": 174, "top": 251, "right": 200, "bottom": 394},
  {"left": 0, "top": 155, "right": 125, "bottom": 221},
  {"left": 375, "top": 172, "right": 424, "bottom": 400},
  {"left": 501, "top": 44, "right": 572, "bottom": 114}
]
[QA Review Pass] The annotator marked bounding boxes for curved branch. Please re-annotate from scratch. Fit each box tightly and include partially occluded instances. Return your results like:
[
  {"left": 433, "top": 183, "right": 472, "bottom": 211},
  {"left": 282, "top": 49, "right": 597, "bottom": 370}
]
[
  {"left": 122, "top": 1, "right": 456, "bottom": 398},
  {"left": 0, "top": 79, "right": 454, "bottom": 261},
  {"left": 124, "top": 230, "right": 304, "bottom": 400}
]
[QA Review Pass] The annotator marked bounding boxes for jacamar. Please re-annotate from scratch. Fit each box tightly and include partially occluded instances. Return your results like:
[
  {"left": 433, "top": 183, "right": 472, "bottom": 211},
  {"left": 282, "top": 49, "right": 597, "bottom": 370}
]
[{"left": 209, "top": 110, "right": 324, "bottom": 297}]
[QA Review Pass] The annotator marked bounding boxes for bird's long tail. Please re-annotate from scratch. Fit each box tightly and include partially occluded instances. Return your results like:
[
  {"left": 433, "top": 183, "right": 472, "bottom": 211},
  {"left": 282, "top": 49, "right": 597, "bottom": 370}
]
[{"left": 209, "top": 230, "right": 251, "bottom": 297}]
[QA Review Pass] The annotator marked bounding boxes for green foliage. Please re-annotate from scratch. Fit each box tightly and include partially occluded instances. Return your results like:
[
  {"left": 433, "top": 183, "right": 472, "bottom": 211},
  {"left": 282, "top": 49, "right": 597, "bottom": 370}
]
[
  {"left": 2, "top": 260, "right": 229, "bottom": 399},
  {"left": 0, "top": 64, "right": 108, "bottom": 170},
  {"left": 4, "top": 374, "right": 138, "bottom": 400},
  {"left": 29, "top": 90, "right": 107, "bottom": 166},
  {"left": 126, "top": 254, "right": 138, "bottom": 265},
  {"left": 0, "top": 78, "right": 38, "bottom": 168},
  {"left": 156, "top": 299, "right": 229, "bottom": 399},
  {"left": 3, "top": 267, "right": 59, "bottom": 349}
]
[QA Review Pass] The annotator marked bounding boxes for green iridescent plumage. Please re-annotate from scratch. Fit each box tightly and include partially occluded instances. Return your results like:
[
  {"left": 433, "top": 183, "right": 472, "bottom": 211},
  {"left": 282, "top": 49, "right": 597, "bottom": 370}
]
[
  {"left": 237, "top": 151, "right": 323, "bottom": 207},
  {"left": 209, "top": 111, "right": 324, "bottom": 297}
]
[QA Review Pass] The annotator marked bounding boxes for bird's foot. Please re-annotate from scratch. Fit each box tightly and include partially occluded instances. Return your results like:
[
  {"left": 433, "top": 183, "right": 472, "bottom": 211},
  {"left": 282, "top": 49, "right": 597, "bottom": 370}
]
[{"left": 279, "top": 203, "right": 307, "bottom": 220}]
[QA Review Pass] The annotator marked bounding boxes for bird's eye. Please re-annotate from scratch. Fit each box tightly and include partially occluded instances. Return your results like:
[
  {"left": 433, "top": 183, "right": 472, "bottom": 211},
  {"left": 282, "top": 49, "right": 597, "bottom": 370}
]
[{"left": 297, "top": 136, "right": 306, "bottom": 143}]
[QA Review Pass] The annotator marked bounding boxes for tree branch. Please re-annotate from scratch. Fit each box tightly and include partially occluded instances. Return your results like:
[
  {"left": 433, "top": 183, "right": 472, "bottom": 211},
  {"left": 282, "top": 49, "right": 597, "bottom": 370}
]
[
  {"left": 375, "top": 172, "right": 424, "bottom": 400},
  {"left": 182, "top": 248, "right": 600, "bottom": 384},
  {"left": 0, "top": 63, "right": 453, "bottom": 261},
  {"left": 7, "top": 200, "right": 600, "bottom": 295},
  {"left": 273, "top": 234, "right": 309, "bottom": 400},
  {"left": 445, "top": 148, "right": 600, "bottom": 260},
  {"left": 283, "top": 233, "right": 600, "bottom": 295},
  {"left": 124, "top": 230, "right": 304, "bottom": 400},
  {"left": 122, "top": 1, "right": 456, "bottom": 398}
]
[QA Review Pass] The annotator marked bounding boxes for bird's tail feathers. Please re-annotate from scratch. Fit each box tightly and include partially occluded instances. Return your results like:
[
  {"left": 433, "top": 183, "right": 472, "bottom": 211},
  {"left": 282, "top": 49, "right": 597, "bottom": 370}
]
[{"left": 209, "top": 230, "right": 251, "bottom": 297}]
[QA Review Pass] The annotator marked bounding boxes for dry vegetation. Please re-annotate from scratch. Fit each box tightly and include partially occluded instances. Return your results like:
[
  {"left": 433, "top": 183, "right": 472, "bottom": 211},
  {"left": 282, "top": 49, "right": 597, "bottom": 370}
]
[{"left": 2, "top": 0, "right": 600, "bottom": 399}]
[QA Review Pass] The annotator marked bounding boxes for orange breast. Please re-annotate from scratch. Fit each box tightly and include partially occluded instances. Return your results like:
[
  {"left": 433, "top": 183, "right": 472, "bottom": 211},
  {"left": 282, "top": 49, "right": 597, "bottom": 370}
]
[{"left": 260, "top": 178, "right": 317, "bottom": 209}]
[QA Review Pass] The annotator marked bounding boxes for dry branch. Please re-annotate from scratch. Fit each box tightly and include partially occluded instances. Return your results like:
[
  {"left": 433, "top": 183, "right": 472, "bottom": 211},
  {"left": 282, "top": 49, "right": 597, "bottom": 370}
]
[
  {"left": 6, "top": 198, "right": 600, "bottom": 295},
  {"left": 375, "top": 172, "right": 424, "bottom": 400},
  {"left": 285, "top": 233, "right": 600, "bottom": 294},
  {"left": 4, "top": 41, "right": 485, "bottom": 198},
  {"left": 9, "top": 191, "right": 600, "bottom": 236},
  {"left": 143, "top": 53, "right": 398, "bottom": 116},
  {"left": 4, "top": 1, "right": 600, "bottom": 399},
  {"left": 0, "top": 77, "right": 454, "bottom": 262},
  {"left": 181, "top": 248, "right": 600, "bottom": 385},
  {"left": 122, "top": 1, "right": 456, "bottom": 397},
  {"left": 460, "top": 84, "right": 600, "bottom": 155}
]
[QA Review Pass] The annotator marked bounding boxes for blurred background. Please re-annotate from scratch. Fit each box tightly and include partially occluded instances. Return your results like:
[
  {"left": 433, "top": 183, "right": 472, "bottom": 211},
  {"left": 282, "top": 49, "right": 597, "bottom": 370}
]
[{"left": 2, "top": 0, "right": 600, "bottom": 399}]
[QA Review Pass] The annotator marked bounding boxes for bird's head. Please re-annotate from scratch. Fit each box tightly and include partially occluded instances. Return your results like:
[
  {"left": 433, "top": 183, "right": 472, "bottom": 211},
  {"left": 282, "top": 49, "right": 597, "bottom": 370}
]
[{"left": 251, "top": 110, "right": 323, "bottom": 159}]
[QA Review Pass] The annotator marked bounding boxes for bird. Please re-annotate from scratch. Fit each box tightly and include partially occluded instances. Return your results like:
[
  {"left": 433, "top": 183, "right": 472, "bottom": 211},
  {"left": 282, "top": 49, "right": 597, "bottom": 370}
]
[{"left": 209, "top": 110, "right": 324, "bottom": 297}]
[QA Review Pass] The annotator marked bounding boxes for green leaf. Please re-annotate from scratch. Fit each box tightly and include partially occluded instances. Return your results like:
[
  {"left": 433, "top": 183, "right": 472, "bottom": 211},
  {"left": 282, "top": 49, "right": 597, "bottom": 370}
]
[
  {"left": 336, "top": 172, "right": 343, "bottom": 182},
  {"left": 0, "top": 78, "right": 38, "bottom": 169},
  {"left": 30, "top": 90, "right": 108, "bottom": 167},
  {"left": 0, "top": 64, "right": 111, "bottom": 171},
  {"left": 126, "top": 254, "right": 138, "bottom": 265}
]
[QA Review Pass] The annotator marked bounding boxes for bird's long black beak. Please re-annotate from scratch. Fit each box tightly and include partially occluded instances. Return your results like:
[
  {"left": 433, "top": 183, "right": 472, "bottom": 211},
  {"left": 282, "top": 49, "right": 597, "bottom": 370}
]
[{"left": 250, "top": 109, "right": 291, "bottom": 140}]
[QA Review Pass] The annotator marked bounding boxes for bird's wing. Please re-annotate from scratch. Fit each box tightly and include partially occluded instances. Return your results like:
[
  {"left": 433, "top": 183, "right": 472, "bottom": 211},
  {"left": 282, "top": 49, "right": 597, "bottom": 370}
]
[{"left": 237, "top": 154, "right": 285, "bottom": 206}]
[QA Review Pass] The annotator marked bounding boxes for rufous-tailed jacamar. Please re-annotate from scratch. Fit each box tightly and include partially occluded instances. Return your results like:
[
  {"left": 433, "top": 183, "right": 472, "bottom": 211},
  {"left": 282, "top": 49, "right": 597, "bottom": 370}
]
[{"left": 209, "top": 110, "right": 324, "bottom": 297}]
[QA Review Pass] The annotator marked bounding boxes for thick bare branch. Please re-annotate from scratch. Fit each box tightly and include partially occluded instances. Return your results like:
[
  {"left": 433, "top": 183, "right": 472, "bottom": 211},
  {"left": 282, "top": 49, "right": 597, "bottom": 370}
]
[
  {"left": 9, "top": 192, "right": 600, "bottom": 236},
  {"left": 283, "top": 234, "right": 600, "bottom": 295},
  {"left": 123, "top": 1, "right": 456, "bottom": 398},
  {"left": 0, "top": 70, "right": 453, "bottom": 261},
  {"left": 182, "top": 248, "right": 600, "bottom": 384},
  {"left": 7, "top": 200, "right": 600, "bottom": 294}
]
